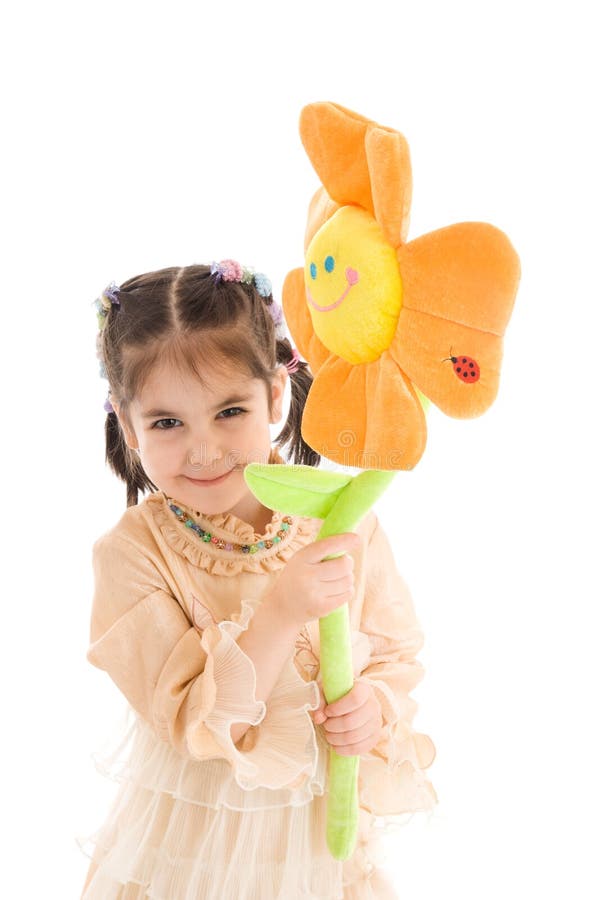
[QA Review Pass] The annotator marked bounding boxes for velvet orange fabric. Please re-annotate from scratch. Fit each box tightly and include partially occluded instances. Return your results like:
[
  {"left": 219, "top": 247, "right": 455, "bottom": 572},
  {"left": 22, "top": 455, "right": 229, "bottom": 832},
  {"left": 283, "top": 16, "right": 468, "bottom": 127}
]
[{"left": 283, "top": 101, "right": 521, "bottom": 469}]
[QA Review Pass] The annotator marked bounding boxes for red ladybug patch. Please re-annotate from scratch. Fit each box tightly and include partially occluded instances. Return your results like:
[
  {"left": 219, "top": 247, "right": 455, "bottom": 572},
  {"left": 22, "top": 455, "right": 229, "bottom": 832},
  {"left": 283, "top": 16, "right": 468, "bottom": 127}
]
[{"left": 443, "top": 353, "right": 480, "bottom": 383}]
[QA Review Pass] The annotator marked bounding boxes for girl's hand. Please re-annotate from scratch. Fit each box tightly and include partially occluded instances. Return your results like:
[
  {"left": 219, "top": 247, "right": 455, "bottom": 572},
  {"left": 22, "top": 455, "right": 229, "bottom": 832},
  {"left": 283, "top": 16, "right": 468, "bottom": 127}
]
[
  {"left": 266, "top": 532, "right": 361, "bottom": 629},
  {"left": 311, "top": 679, "right": 383, "bottom": 756}
]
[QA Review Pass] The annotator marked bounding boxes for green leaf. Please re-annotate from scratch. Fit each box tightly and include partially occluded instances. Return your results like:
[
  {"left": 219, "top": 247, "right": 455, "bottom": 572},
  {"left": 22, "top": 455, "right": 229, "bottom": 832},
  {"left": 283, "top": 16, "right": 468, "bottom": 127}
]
[{"left": 244, "top": 463, "right": 353, "bottom": 518}]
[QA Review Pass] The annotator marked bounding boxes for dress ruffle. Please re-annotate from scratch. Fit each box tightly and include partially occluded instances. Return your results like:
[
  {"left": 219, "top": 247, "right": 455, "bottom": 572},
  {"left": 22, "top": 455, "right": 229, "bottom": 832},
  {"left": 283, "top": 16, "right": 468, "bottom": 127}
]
[
  {"left": 78, "top": 764, "right": 344, "bottom": 899},
  {"left": 78, "top": 594, "right": 344, "bottom": 899},
  {"left": 78, "top": 603, "right": 432, "bottom": 898},
  {"left": 186, "top": 597, "right": 322, "bottom": 791},
  {"left": 358, "top": 724, "right": 437, "bottom": 816},
  {"left": 78, "top": 710, "right": 409, "bottom": 900},
  {"left": 353, "top": 670, "right": 438, "bottom": 818},
  {"left": 87, "top": 704, "right": 330, "bottom": 815},
  {"left": 147, "top": 493, "right": 321, "bottom": 576}
]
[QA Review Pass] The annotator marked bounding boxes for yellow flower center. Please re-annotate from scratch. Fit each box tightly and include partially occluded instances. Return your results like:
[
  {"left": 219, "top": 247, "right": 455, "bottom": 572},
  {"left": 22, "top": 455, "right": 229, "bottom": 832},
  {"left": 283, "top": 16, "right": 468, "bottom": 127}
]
[{"left": 304, "top": 206, "right": 403, "bottom": 364}]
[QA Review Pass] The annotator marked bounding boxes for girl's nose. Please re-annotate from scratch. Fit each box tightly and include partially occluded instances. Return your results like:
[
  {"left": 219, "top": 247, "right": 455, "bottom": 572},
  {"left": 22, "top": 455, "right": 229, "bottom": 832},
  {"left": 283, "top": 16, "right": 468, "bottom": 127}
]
[{"left": 187, "top": 441, "right": 223, "bottom": 468}]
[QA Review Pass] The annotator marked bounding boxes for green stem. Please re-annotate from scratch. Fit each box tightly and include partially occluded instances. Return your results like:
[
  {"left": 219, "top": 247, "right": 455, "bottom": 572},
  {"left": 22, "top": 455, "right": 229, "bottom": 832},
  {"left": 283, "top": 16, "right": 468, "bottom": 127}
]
[
  {"left": 315, "top": 469, "right": 396, "bottom": 859},
  {"left": 243, "top": 461, "right": 397, "bottom": 859}
]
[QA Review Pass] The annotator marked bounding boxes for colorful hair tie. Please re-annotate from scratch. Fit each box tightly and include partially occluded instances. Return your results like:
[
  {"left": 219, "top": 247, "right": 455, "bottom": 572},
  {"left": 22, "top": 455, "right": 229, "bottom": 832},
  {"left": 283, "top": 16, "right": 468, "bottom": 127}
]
[
  {"left": 209, "top": 259, "right": 287, "bottom": 341},
  {"left": 253, "top": 272, "right": 272, "bottom": 298},
  {"left": 268, "top": 300, "right": 287, "bottom": 341},
  {"left": 285, "top": 348, "right": 301, "bottom": 374},
  {"left": 103, "top": 282, "right": 121, "bottom": 304},
  {"left": 94, "top": 281, "right": 121, "bottom": 332},
  {"left": 210, "top": 259, "right": 272, "bottom": 298},
  {"left": 93, "top": 281, "right": 121, "bottom": 412},
  {"left": 210, "top": 259, "right": 243, "bottom": 283}
]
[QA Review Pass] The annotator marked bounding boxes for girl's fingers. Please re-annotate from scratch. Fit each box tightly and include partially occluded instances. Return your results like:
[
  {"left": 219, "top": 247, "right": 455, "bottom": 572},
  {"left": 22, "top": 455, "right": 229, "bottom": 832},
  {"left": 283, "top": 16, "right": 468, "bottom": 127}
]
[
  {"left": 311, "top": 682, "right": 327, "bottom": 724},
  {"left": 323, "top": 709, "right": 370, "bottom": 734},
  {"left": 323, "top": 715, "right": 380, "bottom": 748},
  {"left": 313, "top": 554, "right": 354, "bottom": 581},
  {"left": 304, "top": 532, "right": 361, "bottom": 564}
]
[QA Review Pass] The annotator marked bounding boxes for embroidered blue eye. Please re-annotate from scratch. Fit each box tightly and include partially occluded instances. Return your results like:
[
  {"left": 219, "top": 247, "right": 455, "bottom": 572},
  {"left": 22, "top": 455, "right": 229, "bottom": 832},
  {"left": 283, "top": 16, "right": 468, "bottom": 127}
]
[
  {"left": 310, "top": 262, "right": 317, "bottom": 280},
  {"left": 324, "top": 255, "right": 335, "bottom": 273}
]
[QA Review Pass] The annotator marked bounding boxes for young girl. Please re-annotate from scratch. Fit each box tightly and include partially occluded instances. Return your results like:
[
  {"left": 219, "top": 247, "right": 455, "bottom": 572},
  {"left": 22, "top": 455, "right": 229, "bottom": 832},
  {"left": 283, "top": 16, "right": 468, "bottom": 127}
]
[{"left": 80, "top": 261, "right": 437, "bottom": 900}]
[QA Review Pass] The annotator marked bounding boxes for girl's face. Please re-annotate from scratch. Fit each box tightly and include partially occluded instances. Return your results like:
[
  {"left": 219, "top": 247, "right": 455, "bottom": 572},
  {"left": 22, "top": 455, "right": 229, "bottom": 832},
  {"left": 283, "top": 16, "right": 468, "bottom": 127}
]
[{"left": 113, "top": 360, "right": 288, "bottom": 532}]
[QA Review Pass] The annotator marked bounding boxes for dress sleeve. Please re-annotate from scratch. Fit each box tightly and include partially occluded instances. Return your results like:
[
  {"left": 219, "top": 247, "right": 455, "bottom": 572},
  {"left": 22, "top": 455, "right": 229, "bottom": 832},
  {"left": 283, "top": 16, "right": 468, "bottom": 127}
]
[
  {"left": 87, "top": 533, "right": 320, "bottom": 792},
  {"left": 353, "top": 515, "right": 438, "bottom": 816}
]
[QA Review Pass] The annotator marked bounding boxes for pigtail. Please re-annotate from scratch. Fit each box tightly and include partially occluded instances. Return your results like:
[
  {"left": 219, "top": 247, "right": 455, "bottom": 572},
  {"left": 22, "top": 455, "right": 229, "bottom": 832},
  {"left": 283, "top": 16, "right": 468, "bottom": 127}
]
[
  {"left": 105, "top": 410, "right": 158, "bottom": 507},
  {"left": 273, "top": 338, "right": 321, "bottom": 468}
]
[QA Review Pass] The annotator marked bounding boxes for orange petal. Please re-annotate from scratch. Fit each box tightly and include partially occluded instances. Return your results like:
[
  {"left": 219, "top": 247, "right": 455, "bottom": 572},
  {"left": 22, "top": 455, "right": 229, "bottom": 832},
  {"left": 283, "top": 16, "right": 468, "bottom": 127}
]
[
  {"left": 365, "top": 125, "right": 412, "bottom": 247},
  {"left": 299, "top": 102, "right": 413, "bottom": 249},
  {"left": 304, "top": 187, "right": 341, "bottom": 251},
  {"left": 397, "top": 222, "right": 520, "bottom": 335},
  {"left": 300, "top": 102, "right": 375, "bottom": 212},
  {"left": 391, "top": 309, "right": 506, "bottom": 418},
  {"left": 301, "top": 352, "right": 426, "bottom": 470},
  {"left": 282, "top": 268, "right": 332, "bottom": 375}
]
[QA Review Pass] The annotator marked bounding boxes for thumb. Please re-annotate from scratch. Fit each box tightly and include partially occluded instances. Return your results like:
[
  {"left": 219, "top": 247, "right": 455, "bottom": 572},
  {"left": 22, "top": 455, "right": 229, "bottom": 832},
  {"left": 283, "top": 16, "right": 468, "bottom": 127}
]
[
  {"left": 311, "top": 681, "right": 327, "bottom": 724},
  {"left": 307, "top": 531, "right": 361, "bottom": 564}
]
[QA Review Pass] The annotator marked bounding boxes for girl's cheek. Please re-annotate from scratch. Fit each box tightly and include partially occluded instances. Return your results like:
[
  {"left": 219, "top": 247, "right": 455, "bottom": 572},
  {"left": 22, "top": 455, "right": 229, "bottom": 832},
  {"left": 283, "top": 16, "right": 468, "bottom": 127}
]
[{"left": 143, "top": 440, "right": 174, "bottom": 465}]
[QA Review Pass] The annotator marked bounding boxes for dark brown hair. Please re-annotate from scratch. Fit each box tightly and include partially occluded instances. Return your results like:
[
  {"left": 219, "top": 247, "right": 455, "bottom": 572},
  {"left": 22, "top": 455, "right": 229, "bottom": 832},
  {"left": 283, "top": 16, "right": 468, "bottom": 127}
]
[{"left": 98, "top": 264, "right": 320, "bottom": 507}]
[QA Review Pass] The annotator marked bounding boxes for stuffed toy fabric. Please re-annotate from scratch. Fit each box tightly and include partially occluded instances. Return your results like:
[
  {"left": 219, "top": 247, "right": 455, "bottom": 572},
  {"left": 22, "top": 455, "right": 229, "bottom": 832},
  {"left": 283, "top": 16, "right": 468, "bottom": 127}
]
[{"left": 245, "top": 100, "right": 520, "bottom": 860}]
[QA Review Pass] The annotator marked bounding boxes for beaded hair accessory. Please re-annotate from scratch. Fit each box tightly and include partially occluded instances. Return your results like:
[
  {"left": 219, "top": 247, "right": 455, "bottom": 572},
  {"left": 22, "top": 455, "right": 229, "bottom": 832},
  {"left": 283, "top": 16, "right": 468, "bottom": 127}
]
[{"left": 93, "top": 282, "right": 121, "bottom": 412}]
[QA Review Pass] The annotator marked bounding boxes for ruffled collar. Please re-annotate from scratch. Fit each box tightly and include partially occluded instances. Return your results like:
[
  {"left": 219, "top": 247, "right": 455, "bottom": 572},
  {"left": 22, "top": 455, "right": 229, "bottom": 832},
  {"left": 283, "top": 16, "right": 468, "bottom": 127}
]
[{"left": 144, "top": 450, "right": 322, "bottom": 575}]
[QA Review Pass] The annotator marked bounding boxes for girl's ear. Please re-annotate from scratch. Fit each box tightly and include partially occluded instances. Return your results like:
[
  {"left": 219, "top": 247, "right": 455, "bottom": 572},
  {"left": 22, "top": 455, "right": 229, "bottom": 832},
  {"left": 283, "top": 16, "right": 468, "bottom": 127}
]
[
  {"left": 110, "top": 400, "right": 139, "bottom": 450},
  {"left": 269, "top": 366, "right": 288, "bottom": 424}
]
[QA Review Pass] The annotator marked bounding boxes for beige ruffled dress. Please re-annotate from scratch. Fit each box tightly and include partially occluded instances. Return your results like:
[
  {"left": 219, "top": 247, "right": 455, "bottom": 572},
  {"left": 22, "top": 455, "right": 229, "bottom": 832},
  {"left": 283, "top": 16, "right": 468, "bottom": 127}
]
[{"left": 79, "top": 458, "right": 437, "bottom": 899}]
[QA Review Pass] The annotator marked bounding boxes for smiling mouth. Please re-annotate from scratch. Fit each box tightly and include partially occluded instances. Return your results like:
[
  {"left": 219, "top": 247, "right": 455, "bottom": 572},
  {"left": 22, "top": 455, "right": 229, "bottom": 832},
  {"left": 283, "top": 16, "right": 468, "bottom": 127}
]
[
  {"left": 307, "top": 266, "right": 359, "bottom": 312},
  {"left": 185, "top": 470, "right": 233, "bottom": 485}
]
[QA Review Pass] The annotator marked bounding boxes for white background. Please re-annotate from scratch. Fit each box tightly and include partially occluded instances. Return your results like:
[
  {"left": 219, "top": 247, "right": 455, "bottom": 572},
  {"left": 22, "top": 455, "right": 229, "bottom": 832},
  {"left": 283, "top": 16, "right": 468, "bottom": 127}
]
[{"left": 2, "top": 1, "right": 599, "bottom": 897}]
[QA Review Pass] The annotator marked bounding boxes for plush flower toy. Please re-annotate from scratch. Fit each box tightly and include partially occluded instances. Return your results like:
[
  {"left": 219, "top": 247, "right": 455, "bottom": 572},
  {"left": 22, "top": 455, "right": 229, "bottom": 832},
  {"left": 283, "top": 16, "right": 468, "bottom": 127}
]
[{"left": 244, "top": 101, "right": 521, "bottom": 860}]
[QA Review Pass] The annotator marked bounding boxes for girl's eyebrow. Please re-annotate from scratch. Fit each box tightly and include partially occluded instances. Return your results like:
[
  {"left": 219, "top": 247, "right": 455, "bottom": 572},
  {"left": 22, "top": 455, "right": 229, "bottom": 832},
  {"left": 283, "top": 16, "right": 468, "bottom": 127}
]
[{"left": 141, "top": 394, "right": 254, "bottom": 419}]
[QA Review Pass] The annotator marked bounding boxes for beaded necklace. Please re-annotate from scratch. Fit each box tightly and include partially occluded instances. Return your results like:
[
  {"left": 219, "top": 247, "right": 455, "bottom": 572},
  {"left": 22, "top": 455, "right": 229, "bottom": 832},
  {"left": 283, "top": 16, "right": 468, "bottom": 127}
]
[{"left": 165, "top": 496, "right": 294, "bottom": 555}]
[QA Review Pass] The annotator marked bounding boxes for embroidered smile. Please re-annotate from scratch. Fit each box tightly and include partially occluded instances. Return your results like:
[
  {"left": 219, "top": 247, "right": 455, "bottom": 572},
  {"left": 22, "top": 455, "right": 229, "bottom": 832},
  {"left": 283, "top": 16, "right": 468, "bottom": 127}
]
[{"left": 307, "top": 266, "right": 359, "bottom": 312}]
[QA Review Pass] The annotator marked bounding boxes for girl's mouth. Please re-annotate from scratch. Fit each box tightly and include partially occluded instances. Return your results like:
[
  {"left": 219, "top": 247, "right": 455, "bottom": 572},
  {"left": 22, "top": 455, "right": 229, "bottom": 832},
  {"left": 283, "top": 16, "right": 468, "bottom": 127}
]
[{"left": 185, "top": 469, "right": 233, "bottom": 486}]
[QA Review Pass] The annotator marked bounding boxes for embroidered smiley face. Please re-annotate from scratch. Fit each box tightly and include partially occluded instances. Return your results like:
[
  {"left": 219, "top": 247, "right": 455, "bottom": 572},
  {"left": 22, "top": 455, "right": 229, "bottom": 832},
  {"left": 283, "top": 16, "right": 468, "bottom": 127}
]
[
  {"left": 304, "top": 206, "right": 403, "bottom": 365},
  {"left": 307, "top": 255, "right": 359, "bottom": 312}
]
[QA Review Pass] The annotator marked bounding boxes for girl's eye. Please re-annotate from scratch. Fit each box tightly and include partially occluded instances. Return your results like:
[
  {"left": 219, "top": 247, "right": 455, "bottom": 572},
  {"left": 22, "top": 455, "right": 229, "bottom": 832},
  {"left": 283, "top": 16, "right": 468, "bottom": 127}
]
[
  {"left": 151, "top": 408, "right": 246, "bottom": 429},
  {"left": 218, "top": 407, "right": 246, "bottom": 419},
  {"left": 152, "top": 418, "right": 180, "bottom": 430}
]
